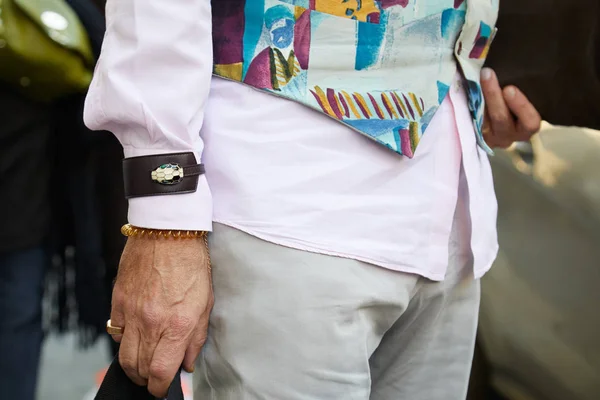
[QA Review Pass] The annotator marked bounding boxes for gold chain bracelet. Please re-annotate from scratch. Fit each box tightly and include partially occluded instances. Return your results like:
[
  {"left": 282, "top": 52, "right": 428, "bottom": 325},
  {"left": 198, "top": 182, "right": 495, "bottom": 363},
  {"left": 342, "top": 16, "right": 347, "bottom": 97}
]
[
  {"left": 121, "top": 224, "right": 207, "bottom": 239},
  {"left": 121, "top": 224, "right": 211, "bottom": 270}
]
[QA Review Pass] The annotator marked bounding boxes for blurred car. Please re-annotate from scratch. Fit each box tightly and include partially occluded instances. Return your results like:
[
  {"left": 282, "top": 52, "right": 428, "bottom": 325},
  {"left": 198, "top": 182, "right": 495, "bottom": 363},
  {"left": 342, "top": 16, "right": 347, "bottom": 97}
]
[{"left": 471, "top": 124, "right": 600, "bottom": 400}]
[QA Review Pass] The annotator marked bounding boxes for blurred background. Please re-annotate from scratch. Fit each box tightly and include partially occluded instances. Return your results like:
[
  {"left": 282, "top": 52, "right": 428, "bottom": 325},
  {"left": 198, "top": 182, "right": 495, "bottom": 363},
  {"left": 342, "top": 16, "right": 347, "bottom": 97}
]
[{"left": 1, "top": 0, "right": 598, "bottom": 399}]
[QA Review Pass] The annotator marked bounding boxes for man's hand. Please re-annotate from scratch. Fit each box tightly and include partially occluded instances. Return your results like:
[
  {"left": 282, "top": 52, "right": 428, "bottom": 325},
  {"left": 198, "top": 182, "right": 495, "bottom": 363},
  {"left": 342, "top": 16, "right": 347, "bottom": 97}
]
[
  {"left": 481, "top": 67, "right": 542, "bottom": 148},
  {"left": 110, "top": 235, "right": 212, "bottom": 397}
]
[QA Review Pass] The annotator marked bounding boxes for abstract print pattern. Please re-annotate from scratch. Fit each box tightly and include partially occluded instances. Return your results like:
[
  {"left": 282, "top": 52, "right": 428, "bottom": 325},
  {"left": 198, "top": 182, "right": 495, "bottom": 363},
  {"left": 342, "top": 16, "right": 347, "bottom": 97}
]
[
  {"left": 310, "top": 86, "right": 425, "bottom": 157},
  {"left": 469, "top": 21, "right": 495, "bottom": 59},
  {"left": 456, "top": 0, "right": 499, "bottom": 153},
  {"left": 212, "top": 0, "right": 499, "bottom": 157}
]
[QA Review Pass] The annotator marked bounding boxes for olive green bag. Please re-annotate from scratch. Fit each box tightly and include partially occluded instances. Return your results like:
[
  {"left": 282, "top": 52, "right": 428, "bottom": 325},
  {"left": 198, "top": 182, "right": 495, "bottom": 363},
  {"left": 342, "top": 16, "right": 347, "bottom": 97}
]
[{"left": 0, "top": 0, "right": 95, "bottom": 102}]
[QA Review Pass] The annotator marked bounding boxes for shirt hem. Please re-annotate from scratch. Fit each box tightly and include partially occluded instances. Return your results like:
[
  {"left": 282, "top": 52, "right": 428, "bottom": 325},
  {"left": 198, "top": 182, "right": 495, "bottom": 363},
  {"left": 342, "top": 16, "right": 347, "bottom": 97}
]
[
  {"left": 212, "top": 219, "right": 447, "bottom": 282},
  {"left": 473, "top": 247, "right": 499, "bottom": 279}
]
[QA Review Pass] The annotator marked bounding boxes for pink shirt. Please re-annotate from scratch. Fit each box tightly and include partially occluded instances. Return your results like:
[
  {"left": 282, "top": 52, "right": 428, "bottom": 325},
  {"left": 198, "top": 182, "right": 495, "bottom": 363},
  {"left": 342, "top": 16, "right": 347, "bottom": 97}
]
[{"left": 85, "top": 0, "right": 499, "bottom": 280}]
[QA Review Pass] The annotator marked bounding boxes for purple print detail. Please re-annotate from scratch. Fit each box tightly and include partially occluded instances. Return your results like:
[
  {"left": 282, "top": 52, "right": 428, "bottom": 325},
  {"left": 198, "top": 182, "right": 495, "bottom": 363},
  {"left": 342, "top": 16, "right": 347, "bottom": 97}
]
[
  {"left": 380, "top": 0, "right": 409, "bottom": 9},
  {"left": 353, "top": 94, "right": 371, "bottom": 119},
  {"left": 212, "top": 1, "right": 245, "bottom": 65},
  {"left": 338, "top": 93, "right": 351, "bottom": 118},
  {"left": 399, "top": 128, "right": 414, "bottom": 158},
  {"left": 294, "top": 10, "right": 311, "bottom": 70},
  {"left": 368, "top": 94, "right": 384, "bottom": 119},
  {"left": 243, "top": 48, "right": 273, "bottom": 89},
  {"left": 327, "top": 89, "right": 344, "bottom": 119},
  {"left": 402, "top": 93, "right": 416, "bottom": 119},
  {"left": 310, "top": 89, "right": 328, "bottom": 112},
  {"left": 391, "top": 93, "right": 405, "bottom": 118}
]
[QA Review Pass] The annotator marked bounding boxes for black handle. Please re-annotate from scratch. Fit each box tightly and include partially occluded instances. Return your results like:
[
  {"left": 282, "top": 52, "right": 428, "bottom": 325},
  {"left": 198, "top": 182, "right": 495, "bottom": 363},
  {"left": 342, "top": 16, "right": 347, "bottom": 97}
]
[{"left": 95, "top": 355, "right": 184, "bottom": 400}]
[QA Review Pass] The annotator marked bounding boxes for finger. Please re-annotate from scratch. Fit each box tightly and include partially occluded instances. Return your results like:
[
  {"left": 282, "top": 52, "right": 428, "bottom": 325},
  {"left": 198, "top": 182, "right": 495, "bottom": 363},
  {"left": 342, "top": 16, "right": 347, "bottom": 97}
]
[
  {"left": 111, "top": 334, "right": 123, "bottom": 344},
  {"left": 137, "top": 305, "right": 161, "bottom": 380},
  {"left": 119, "top": 324, "right": 147, "bottom": 387},
  {"left": 503, "top": 86, "right": 542, "bottom": 137},
  {"left": 495, "top": 138, "right": 514, "bottom": 149},
  {"left": 138, "top": 336, "right": 160, "bottom": 381},
  {"left": 108, "top": 318, "right": 124, "bottom": 344},
  {"left": 481, "top": 111, "right": 502, "bottom": 148},
  {"left": 110, "top": 297, "right": 127, "bottom": 343},
  {"left": 480, "top": 68, "right": 516, "bottom": 137},
  {"left": 482, "top": 110, "right": 494, "bottom": 137},
  {"left": 182, "top": 321, "right": 209, "bottom": 373},
  {"left": 147, "top": 336, "right": 188, "bottom": 398}
]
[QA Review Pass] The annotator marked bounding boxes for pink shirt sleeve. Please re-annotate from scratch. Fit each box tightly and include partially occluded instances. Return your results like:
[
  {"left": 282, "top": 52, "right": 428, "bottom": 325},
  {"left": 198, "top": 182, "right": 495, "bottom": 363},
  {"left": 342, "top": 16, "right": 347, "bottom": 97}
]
[{"left": 84, "top": 0, "right": 213, "bottom": 231}]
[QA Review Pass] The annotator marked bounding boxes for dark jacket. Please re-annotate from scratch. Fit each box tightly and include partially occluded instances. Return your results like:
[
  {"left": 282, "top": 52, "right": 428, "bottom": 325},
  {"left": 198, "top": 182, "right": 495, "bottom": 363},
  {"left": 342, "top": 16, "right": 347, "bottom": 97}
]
[
  {"left": 486, "top": 0, "right": 600, "bottom": 129},
  {"left": 0, "top": 0, "right": 123, "bottom": 348},
  {"left": 47, "top": 0, "right": 127, "bottom": 347},
  {"left": 0, "top": 0, "right": 107, "bottom": 253},
  {"left": 0, "top": 87, "right": 54, "bottom": 252}
]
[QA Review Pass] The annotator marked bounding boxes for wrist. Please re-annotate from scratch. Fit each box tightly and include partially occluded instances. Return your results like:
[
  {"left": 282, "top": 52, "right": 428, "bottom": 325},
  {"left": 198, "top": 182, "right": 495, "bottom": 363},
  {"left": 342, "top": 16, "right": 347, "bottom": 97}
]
[
  {"left": 122, "top": 224, "right": 212, "bottom": 270},
  {"left": 121, "top": 224, "right": 207, "bottom": 239}
]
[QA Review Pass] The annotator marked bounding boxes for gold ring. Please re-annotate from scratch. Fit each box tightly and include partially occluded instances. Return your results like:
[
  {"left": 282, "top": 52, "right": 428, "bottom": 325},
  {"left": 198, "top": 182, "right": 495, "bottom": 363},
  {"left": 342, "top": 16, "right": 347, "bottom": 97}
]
[{"left": 106, "top": 319, "right": 124, "bottom": 335}]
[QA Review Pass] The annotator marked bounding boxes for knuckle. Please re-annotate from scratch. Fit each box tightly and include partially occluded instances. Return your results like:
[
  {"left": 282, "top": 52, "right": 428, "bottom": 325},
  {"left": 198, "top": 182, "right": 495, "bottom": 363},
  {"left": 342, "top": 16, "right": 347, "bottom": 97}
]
[
  {"left": 119, "top": 354, "right": 136, "bottom": 372},
  {"left": 112, "top": 290, "right": 127, "bottom": 309},
  {"left": 140, "top": 304, "right": 161, "bottom": 328},
  {"left": 114, "top": 291, "right": 136, "bottom": 314},
  {"left": 170, "top": 314, "right": 195, "bottom": 333},
  {"left": 197, "top": 336, "right": 208, "bottom": 349},
  {"left": 149, "top": 361, "right": 171, "bottom": 382},
  {"left": 525, "top": 119, "right": 541, "bottom": 134},
  {"left": 488, "top": 111, "right": 507, "bottom": 123},
  {"left": 125, "top": 293, "right": 139, "bottom": 309}
]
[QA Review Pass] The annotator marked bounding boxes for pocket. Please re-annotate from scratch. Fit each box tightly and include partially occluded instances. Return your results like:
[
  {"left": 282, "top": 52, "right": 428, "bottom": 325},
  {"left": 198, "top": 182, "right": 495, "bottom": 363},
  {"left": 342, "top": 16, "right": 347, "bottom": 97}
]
[{"left": 275, "top": 0, "right": 382, "bottom": 24}]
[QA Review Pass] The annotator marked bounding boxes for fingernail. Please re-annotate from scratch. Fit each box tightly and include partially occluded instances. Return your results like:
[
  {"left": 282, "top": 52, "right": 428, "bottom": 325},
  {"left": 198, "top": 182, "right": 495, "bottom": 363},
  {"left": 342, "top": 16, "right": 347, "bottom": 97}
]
[
  {"left": 505, "top": 87, "right": 516, "bottom": 98},
  {"left": 481, "top": 68, "right": 493, "bottom": 81}
]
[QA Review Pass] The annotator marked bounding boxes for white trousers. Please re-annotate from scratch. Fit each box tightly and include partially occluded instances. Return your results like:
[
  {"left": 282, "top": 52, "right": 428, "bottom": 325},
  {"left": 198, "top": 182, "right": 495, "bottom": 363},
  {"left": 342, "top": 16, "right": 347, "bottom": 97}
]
[
  {"left": 194, "top": 215, "right": 479, "bottom": 399},
  {"left": 194, "top": 159, "right": 480, "bottom": 400}
]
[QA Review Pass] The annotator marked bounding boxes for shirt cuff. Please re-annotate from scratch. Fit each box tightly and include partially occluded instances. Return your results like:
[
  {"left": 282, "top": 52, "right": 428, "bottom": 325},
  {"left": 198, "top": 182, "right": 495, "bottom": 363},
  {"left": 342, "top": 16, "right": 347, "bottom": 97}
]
[{"left": 123, "top": 147, "right": 213, "bottom": 232}]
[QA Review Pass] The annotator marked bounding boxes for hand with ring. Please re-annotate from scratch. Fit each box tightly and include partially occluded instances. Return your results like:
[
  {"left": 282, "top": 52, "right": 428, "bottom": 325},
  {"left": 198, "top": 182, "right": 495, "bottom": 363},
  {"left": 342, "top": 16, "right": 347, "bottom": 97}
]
[
  {"left": 106, "top": 319, "right": 124, "bottom": 336},
  {"left": 480, "top": 67, "right": 542, "bottom": 149},
  {"left": 107, "top": 233, "right": 213, "bottom": 397}
]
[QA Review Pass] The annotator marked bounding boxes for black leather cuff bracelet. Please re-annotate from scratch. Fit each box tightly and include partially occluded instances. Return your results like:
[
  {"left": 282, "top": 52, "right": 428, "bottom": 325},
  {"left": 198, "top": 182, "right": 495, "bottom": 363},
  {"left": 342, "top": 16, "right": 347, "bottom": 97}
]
[{"left": 122, "top": 152, "right": 205, "bottom": 199}]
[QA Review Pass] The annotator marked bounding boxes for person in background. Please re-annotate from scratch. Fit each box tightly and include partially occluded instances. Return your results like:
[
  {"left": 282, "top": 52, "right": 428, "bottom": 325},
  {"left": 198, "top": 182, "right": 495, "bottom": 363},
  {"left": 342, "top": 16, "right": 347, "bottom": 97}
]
[
  {"left": 0, "top": 84, "right": 54, "bottom": 400},
  {"left": 87, "top": 0, "right": 542, "bottom": 398},
  {"left": 48, "top": 0, "right": 126, "bottom": 357},
  {"left": 0, "top": 1, "right": 121, "bottom": 398}
]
